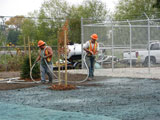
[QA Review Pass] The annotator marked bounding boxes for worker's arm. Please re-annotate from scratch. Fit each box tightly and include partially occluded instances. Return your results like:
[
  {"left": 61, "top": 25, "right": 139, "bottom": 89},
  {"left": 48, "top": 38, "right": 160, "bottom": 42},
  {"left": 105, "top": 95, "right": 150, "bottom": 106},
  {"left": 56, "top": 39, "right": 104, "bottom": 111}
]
[
  {"left": 84, "top": 48, "right": 93, "bottom": 55},
  {"left": 94, "top": 51, "right": 99, "bottom": 55},
  {"left": 83, "top": 41, "right": 93, "bottom": 55},
  {"left": 36, "top": 50, "right": 41, "bottom": 62},
  {"left": 94, "top": 43, "right": 99, "bottom": 55},
  {"left": 94, "top": 49, "right": 99, "bottom": 55}
]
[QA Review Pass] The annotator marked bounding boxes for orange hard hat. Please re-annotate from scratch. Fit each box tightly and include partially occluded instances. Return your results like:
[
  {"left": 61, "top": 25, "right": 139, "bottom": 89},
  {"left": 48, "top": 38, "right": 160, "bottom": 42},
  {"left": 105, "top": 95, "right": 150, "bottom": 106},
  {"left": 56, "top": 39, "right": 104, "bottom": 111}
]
[
  {"left": 91, "top": 34, "right": 98, "bottom": 40},
  {"left": 38, "top": 40, "right": 45, "bottom": 47}
]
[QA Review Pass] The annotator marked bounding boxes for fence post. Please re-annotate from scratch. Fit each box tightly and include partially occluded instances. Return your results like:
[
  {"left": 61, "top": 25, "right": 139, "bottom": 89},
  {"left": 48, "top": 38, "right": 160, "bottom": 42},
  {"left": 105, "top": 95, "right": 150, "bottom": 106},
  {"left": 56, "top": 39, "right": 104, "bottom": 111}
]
[
  {"left": 111, "top": 18, "right": 114, "bottom": 72},
  {"left": 81, "top": 17, "right": 84, "bottom": 69},
  {"left": 144, "top": 12, "right": 151, "bottom": 73},
  {"left": 127, "top": 20, "right": 132, "bottom": 68}
]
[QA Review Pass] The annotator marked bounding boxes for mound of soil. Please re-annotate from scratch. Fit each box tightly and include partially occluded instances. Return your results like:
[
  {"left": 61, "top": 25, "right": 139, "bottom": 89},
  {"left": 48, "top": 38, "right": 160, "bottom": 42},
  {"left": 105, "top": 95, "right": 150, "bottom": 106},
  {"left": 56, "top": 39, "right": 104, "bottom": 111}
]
[{"left": 49, "top": 84, "right": 77, "bottom": 90}]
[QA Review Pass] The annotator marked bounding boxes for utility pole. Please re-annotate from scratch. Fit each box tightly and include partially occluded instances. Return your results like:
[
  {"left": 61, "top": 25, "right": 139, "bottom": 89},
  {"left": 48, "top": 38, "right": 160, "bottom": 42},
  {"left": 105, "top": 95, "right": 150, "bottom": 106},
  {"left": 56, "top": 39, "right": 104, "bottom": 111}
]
[
  {"left": 0, "top": 16, "right": 6, "bottom": 46},
  {"left": 0, "top": 16, "right": 7, "bottom": 71}
]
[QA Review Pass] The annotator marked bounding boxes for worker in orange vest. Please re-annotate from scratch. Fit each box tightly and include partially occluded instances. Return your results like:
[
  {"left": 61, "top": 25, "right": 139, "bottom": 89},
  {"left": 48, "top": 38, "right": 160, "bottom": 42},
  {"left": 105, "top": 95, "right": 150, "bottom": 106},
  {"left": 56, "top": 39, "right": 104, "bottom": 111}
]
[
  {"left": 36, "top": 40, "right": 53, "bottom": 83},
  {"left": 83, "top": 34, "right": 99, "bottom": 81}
]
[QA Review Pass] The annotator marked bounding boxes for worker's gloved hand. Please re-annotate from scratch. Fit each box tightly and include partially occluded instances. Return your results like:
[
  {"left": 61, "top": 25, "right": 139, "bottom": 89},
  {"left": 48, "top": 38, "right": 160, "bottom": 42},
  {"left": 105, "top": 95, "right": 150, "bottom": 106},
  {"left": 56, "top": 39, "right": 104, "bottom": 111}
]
[
  {"left": 90, "top": 51, "right": 93, "bottom": 55},
  {"left": 43, "top": 56, "right": 47, "bottom": 59}
]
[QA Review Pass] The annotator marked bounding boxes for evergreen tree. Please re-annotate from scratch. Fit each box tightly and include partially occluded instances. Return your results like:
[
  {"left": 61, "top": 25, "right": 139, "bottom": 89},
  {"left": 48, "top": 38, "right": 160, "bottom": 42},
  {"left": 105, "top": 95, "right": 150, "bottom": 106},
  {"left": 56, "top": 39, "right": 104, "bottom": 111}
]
[{"left": 21, "top": 54, "right": 40, "bottom": 79}]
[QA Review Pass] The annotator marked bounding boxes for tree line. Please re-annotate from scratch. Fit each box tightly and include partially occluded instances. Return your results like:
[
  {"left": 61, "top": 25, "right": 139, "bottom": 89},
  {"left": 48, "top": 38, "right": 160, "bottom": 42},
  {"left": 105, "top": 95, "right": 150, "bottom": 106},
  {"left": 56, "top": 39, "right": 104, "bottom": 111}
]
[{"left": 0, "top": 0, "right": 159, "bottom": 46}]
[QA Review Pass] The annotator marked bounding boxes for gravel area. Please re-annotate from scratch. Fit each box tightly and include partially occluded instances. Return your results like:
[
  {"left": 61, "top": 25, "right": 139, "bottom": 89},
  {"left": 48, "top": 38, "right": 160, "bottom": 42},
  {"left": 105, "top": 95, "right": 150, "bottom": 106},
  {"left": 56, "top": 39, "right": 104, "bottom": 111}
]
[
  {"left": 0, "top": 68, "right": 160, "bottom": 120},
  {"left": 0, "top": 101, "right": 119, "bottom": 120},
  {"left": 0, "top": 77, "right": 160, "bottom": 120}
]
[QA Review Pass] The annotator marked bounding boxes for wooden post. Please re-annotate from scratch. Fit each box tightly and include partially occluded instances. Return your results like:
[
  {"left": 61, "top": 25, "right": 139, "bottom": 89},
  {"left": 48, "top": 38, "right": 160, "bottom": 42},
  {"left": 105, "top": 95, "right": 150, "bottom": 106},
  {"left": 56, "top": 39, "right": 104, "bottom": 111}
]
[
  {"left": 23, "top": 36, "right": 26, "bottom": 54},
  {"left": 58, "top": 44, "right": 61, "bottom": 85},
  {"left": 57, "top": 30, "right": 61, "bottom": 85},
  {"left": 28, "top": 36, "right": 32, "bottom": 70},
  {"left": 64, "top": 30, "right": 68, "bottom": 86}
]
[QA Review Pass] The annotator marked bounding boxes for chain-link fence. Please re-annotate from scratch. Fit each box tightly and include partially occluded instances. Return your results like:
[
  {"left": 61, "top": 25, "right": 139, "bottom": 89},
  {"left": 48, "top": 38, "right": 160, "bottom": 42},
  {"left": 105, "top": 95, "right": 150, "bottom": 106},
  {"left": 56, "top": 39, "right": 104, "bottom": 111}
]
[
  {"left": 81, "top": 16, "right": 160, "bottom": 73},
  {"left": 2, "top": 15, "right": 160, "bottom": 74}
]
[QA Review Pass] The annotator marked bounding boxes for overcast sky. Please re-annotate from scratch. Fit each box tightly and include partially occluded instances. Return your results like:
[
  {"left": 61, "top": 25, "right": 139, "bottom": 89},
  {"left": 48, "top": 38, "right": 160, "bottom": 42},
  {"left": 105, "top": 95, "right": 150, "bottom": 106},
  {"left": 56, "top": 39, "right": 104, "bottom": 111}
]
[{"left": 0, "top": 0, "right": 119, "bottom": 16}]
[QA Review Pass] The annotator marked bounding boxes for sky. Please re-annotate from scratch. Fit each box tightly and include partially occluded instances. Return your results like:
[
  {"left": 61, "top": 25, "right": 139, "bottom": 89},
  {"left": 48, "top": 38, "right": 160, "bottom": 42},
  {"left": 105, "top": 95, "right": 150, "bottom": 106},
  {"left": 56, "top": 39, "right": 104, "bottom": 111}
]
[{"left": 0, "top": 0, "right": 119, "bottom": 16}]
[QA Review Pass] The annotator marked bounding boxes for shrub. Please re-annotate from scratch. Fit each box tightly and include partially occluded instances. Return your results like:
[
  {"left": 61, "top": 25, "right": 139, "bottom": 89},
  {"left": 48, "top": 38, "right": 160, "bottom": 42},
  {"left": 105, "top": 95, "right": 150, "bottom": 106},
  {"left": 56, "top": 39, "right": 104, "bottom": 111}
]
[
  {"left": 0, "top": 54, "right": 23, "bottom": 71},
  {"left": 20, "top": 54, "right": 40, "bottom": 79}
]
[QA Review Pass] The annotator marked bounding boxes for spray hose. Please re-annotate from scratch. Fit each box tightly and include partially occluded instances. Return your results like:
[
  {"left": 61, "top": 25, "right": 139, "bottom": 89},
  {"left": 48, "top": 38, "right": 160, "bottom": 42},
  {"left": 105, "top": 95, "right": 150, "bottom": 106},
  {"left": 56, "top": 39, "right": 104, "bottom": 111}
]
[
  {"left": 0, "top": 51, "right": 89, "bottom": 84},
  {"left": 71, "top": 52, "right": 89, "bottom": 83},
  {"left": 43, "top": 52, "right": 89, "bottom": 84},
  {"left": 30, "top": 46, "right": 58, "bottom": 83},
  {"left": 30, "top": 61, "right": 40, "bottom": 83},
  {"left": 35, "top": 51, "right": 89, "bottom": 84}
]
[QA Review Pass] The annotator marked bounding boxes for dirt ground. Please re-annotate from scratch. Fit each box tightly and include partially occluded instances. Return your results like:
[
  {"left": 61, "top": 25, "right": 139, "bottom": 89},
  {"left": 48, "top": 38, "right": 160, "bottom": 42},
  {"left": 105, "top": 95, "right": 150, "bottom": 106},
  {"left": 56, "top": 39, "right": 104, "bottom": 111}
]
[
  {"left": 0, "top": 71, "right": 87, "bottom": 90},
  {"left": 0, "top": 71, "right": 20, "bottom": 78}
]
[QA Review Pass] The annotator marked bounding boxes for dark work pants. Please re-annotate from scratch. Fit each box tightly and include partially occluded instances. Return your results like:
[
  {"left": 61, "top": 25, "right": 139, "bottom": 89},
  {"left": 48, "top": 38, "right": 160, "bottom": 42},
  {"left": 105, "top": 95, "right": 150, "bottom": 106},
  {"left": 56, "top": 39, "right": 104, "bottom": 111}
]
[{"left": 86, "top": 55, "right": 95, "bottom": 78}]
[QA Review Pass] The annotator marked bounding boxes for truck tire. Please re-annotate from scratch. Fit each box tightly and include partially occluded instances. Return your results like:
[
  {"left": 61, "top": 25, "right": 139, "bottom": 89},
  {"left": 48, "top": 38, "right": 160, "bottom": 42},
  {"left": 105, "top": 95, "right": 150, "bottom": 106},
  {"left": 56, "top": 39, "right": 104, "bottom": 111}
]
[
  {"left": 74, "top": 62, "right": 82, "bottom": 69},
  {"left": 143, "top": 56, "right": 156, "bottom": 67}
]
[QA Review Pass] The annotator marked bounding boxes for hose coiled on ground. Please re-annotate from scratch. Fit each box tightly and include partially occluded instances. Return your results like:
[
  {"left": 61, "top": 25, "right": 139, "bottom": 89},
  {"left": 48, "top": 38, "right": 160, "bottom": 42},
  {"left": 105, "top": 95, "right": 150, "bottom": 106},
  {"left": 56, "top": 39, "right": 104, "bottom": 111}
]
[{"left": 0, "top": 50, "right": 89, "bottom": 84}]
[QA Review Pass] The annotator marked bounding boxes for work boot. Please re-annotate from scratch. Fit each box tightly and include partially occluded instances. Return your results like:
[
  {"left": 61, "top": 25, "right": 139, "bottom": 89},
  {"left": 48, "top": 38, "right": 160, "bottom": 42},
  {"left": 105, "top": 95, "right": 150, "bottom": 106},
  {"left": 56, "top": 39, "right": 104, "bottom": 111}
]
[
  {"left": 41, "top": 80, "right": 46, "bottom": 84},
  {"left": 48, "top": 81, "right": 52, "bottom": 84},
  {"left": 87, "top": 77, "right": 92, "bottom": 81},
  {"left": 92, "top": 77, "right": 95, "bottom": 80}
]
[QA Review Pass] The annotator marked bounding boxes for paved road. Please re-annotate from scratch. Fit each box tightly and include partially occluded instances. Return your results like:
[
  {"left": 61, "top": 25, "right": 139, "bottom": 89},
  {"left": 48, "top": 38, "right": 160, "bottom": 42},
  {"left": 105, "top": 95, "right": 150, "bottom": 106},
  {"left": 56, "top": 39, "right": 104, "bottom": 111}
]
[{"left": 68, "top": 67, "right": 160, "bottom": 79}]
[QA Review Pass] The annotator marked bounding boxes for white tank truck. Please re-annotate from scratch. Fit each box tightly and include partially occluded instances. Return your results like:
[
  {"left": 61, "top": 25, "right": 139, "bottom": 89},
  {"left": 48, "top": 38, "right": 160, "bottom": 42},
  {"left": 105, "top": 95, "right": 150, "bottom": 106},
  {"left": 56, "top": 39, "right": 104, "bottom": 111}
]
[
  {"left": 53, "top": 43, "right": 83, "bottom": 70},
  {"left": 60, "top": 42, "right": 116, "bottom": 69},
  {"left": 66, "top": 43, "right": 83, "bottom": 69}
]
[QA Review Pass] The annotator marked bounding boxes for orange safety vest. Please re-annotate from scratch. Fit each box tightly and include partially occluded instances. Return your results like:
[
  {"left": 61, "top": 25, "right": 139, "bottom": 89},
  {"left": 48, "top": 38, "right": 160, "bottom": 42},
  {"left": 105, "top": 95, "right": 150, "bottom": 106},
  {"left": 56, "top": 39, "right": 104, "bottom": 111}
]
[
  {"left": 40, "top": 46, "right": 52, "bottom": 62},
  {"left": 45, "top": 48, "right": 52, "bottom": 62},
  {"left": 88, "top": 40, "right": 98, "bottom": 55}
]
